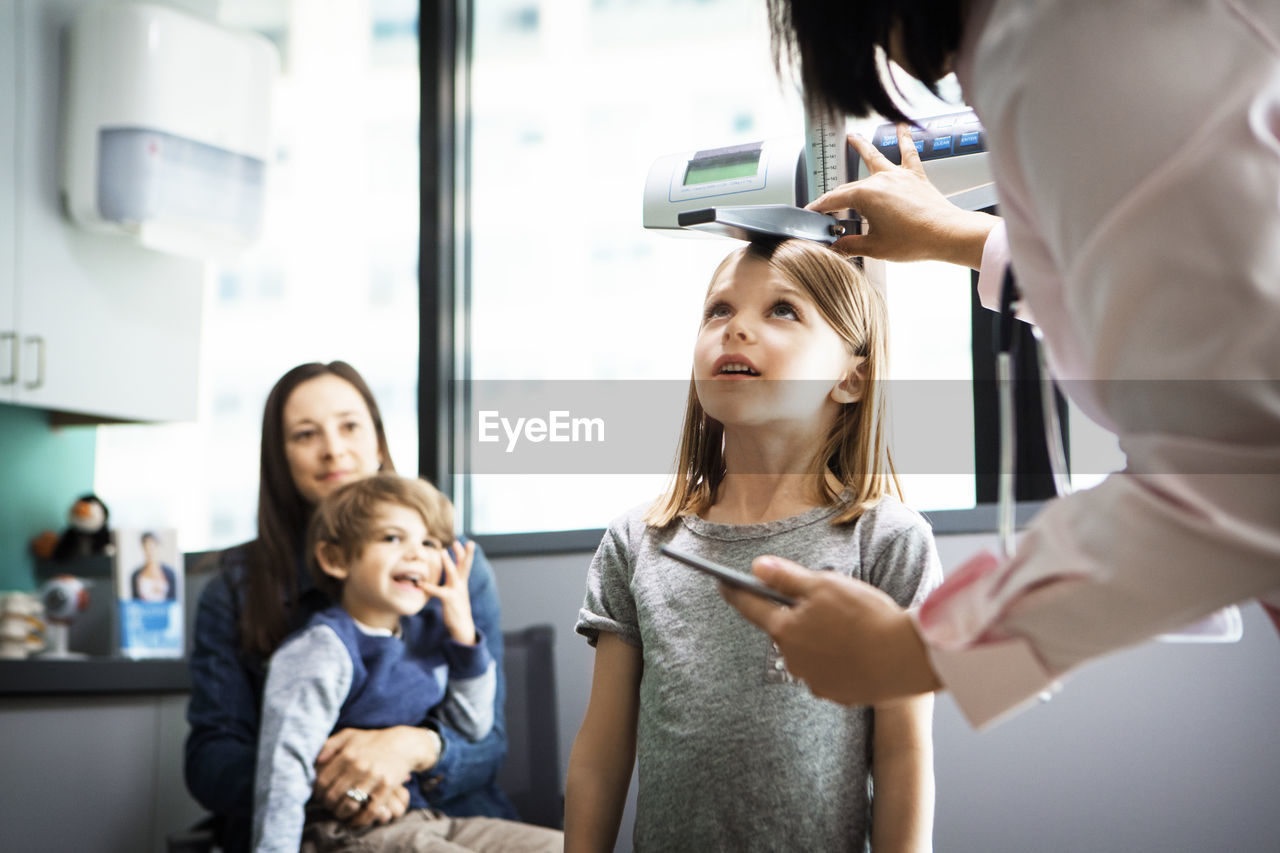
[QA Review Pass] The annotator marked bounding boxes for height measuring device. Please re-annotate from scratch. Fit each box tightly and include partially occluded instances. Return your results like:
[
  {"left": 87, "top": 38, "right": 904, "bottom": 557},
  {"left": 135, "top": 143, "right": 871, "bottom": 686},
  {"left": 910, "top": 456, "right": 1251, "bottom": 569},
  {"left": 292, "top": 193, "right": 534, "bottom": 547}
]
[{"left": 642, "top": 102, "right": 993, "bottom": 242}]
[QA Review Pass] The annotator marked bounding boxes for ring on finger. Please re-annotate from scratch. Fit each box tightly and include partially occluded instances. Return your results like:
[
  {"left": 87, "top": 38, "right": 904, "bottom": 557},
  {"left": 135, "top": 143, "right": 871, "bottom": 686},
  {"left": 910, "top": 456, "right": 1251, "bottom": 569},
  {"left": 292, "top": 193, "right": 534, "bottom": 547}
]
[{"left": 344, "top": 787, "right": 370, "bottom": 807}]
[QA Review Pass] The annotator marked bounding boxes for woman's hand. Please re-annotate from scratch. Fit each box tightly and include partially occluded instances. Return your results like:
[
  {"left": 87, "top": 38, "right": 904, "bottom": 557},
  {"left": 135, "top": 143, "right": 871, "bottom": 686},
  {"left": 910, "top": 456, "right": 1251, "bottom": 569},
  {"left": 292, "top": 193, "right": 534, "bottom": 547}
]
[
  {"left": 809, "top": 124, "right": 999, "bottom": 269},
  {"left": 419, "top": 541, "right": 477, "bottom": 645},
  {"left": 720, "top": 555, "right": 942, "bottom": 707},
  {"left": 313, "top": 725, "right": 443, "bottom": 827}
]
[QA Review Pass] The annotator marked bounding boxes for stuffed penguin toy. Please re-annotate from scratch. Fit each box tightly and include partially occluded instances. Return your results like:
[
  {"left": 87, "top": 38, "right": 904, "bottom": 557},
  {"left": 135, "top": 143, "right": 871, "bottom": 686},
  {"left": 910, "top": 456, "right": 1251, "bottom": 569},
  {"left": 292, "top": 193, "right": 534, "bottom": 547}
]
[{"left": 51, "top": 494, "right": 114, "bottom": 561}]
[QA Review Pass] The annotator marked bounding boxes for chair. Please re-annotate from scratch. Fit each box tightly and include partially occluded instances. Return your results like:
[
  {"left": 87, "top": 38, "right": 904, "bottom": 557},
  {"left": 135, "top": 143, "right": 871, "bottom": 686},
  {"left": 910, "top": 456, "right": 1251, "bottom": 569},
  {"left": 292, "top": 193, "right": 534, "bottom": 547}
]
[
  {"left": 495, "top": 624, "right": 564, "bottom": 830},
  {"left": 167, "top": 623, "right": 564, "bottom": 851},
  {"left": 165, "top": 815, "right": 221, "bottom": 853}
]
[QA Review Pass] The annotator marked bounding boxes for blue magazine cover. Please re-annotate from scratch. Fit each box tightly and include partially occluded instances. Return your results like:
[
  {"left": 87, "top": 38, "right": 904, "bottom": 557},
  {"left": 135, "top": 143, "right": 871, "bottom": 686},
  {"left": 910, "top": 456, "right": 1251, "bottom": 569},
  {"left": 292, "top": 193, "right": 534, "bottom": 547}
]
[{"left": 114, "top": 528, "right": 183, "bottom": 658}]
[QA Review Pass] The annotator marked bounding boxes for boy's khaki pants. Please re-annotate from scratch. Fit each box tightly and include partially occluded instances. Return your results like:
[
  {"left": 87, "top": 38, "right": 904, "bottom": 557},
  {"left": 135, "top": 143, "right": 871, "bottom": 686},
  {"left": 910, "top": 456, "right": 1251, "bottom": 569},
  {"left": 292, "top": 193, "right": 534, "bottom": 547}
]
[{"left": 302, "top": 809, "right": 563, "bottom": 853}]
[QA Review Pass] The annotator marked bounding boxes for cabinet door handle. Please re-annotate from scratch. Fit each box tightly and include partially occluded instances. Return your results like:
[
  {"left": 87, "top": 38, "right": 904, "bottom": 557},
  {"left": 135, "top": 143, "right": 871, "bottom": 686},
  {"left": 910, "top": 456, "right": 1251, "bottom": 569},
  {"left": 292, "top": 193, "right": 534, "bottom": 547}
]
[
  {"left": 22, "top": 335, "right": 45, "bottom": 391},
  {"left": 0, "top": 332, "right": 15, "bottom": 386}
]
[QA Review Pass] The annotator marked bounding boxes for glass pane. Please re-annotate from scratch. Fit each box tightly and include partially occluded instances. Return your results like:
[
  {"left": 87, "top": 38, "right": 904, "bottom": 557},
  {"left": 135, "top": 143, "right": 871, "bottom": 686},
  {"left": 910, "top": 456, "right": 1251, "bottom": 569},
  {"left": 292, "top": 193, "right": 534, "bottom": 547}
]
[
  {"left": 882, "top": 260, "right": 975, "bottom": 511},
  {"left": 466, "top": 0, "right": 804, "bottom": 535},
  {"left": 466, "top": 1, "right": 980, "bottom": 534},
  {"left": 94, "top": 3, "right": 420, "bottom": 550}
]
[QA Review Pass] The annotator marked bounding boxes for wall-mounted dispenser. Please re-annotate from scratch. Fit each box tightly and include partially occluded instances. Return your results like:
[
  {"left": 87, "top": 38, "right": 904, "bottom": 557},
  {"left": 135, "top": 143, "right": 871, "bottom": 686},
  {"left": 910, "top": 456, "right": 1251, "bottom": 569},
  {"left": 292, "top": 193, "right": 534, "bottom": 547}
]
[{"left": 59, "top": 3, "right": 279, "bottom": 259}]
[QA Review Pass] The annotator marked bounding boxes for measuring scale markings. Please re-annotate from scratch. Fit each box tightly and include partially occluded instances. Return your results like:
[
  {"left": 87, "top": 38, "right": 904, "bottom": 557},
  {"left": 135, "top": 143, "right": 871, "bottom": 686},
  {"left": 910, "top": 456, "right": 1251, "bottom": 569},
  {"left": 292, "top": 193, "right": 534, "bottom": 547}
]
[{"left": 804, "top": 95, "right": 848, "bottom": 200}]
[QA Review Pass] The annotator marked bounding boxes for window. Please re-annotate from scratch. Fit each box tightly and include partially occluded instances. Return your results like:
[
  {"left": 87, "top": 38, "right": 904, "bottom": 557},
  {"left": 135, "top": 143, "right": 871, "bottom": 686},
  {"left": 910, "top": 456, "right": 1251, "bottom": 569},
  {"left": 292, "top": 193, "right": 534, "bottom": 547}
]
[
  {"left": 458, "top": 0, "right": 991, "bottom": 538},
  {"left": 94, "top": 1, "right": 421, "bottom": 550}
]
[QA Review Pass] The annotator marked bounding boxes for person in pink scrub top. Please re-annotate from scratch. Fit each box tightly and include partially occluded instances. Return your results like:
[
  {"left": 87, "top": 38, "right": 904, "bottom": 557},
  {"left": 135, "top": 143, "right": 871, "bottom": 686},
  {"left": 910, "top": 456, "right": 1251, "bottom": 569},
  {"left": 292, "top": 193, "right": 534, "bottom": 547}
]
[{"left": 724, "top": 0, "right": 1280, "bottom": 728}]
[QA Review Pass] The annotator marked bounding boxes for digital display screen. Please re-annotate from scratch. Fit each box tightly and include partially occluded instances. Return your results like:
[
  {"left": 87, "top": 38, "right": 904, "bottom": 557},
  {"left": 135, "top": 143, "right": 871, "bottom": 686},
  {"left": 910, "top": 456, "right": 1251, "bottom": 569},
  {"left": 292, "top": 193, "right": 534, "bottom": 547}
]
[{"left": 683, "top": 151, "right": 761, "bottom": 186}]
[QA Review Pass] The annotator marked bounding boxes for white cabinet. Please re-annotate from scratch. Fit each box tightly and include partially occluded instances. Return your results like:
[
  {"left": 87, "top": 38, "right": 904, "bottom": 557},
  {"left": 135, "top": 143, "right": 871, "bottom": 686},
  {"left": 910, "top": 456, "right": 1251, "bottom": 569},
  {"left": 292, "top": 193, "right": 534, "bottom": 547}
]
[
  {"left": 0, "top": 0, "right": 203, "bottom": 422},
  {"left": 0, "top": 0, "right": 18, "bottom": 395}
]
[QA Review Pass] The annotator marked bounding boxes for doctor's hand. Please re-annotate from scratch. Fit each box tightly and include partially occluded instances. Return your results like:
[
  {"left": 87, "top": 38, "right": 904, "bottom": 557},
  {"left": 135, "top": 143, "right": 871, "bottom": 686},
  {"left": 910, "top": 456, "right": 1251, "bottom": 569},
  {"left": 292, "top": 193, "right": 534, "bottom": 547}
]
[
  {"left": 721, "top": 555, "right": 942, "bottom": 707},
  {"left": 809, "top": 124, "right": 999, "bottom": 270}
]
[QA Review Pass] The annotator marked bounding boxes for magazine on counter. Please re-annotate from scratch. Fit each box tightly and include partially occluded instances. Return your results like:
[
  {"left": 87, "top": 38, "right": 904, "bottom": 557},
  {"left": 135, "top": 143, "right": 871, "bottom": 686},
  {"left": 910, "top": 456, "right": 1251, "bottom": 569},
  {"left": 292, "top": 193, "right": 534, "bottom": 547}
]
[{"left": 114, "top": 528, "right": 183, "bottom": 658}]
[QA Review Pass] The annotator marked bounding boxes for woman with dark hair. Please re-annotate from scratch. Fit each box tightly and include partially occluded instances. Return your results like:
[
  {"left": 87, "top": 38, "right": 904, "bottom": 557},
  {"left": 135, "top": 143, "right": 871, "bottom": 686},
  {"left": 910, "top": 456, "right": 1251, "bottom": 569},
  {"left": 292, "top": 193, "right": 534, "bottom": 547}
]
[
  {"left": 727, "top": 1, "right": 1280, "bottom": 728},
  {"left": 185, "top": 362, "right": 551, "bottom": 852}
]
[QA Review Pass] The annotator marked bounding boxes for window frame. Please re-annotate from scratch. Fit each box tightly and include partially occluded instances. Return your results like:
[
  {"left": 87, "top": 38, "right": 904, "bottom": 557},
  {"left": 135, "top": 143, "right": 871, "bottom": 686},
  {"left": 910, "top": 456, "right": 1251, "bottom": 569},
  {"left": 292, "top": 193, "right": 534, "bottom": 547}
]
[{"left": 419, "top": 0, "right": 463, "bottom": 501}]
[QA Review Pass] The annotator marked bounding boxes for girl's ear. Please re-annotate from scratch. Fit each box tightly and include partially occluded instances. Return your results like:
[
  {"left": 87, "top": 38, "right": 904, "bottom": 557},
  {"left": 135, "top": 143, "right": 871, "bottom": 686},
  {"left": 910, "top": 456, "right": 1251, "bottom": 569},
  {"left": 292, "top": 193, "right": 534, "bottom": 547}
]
[
  {"left": 831, "top": 357, "right": 867, "bottom": 404},
  {"left": 314, "top": 541, "right": 349, "bottom": 582}
]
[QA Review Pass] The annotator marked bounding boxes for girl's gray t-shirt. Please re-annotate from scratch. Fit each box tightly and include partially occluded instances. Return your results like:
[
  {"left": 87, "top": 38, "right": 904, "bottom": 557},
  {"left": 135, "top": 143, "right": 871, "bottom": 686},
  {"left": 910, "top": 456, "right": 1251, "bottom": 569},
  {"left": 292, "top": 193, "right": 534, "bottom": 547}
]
[{"left": 576, "top": 494, "right": 943, "bottom": 853}]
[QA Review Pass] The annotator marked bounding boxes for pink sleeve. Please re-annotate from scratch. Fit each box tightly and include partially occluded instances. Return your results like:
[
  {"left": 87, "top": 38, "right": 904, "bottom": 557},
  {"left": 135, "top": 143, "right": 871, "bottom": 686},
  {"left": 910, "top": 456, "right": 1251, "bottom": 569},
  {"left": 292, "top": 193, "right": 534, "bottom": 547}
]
[
  {"left": 974, "top": 220, "right": 1037, "bottom": 326},
  {"left": 974, "top": 219, "right": 1008, "bottom": 313},
  {"left": 916, "top": 476, "right": 1280, "bottom": 730},
  {"left": 927, "top": 0, "right": 1280, "bottom": 731}
]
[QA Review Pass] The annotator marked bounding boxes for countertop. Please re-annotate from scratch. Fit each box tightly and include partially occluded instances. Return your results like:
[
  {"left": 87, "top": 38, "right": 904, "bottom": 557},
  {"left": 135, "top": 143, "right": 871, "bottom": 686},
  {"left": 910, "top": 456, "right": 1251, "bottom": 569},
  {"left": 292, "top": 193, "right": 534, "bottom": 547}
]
[{"left": 0, "top": 656, "right": 190, "bottom": 695}]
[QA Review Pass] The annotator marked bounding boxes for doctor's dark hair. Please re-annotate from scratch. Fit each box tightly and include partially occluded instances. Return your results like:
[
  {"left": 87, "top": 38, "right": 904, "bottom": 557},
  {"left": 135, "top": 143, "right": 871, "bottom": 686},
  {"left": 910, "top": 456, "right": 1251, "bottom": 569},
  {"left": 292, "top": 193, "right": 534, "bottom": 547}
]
[
  {"left": 646, "top": 239, "right": 900, "bottom": 528},
  {"left": 766, "top": 0, "right": 964, "bottom": 124},
  {"left": 239, "top": 361, "right": 394, "bottom": 657},
  {"left": 307, "top": 473, "right": 456, "bottom": 603}
]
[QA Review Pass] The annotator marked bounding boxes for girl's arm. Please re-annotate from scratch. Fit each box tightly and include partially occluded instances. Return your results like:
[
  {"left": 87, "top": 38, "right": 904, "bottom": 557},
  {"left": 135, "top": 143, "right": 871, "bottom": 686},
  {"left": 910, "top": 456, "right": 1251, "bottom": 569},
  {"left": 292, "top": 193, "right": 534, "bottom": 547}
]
[
  {"left": 870, "top": 694, "right": 935, "bottom": 853},
  {"left": 565, "top": 631, "right": 643, "bottom": 853}
]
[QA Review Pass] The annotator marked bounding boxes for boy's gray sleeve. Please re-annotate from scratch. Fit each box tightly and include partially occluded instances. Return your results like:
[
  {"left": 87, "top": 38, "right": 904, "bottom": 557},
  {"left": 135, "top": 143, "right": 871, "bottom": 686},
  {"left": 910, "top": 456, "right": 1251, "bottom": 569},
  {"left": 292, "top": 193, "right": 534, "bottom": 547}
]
[
  {"left": 436, "top": 656, "right": 497, "bottom": 742},
  {"left": 252, "top": 625, "right": 352, "bottom": 853}
]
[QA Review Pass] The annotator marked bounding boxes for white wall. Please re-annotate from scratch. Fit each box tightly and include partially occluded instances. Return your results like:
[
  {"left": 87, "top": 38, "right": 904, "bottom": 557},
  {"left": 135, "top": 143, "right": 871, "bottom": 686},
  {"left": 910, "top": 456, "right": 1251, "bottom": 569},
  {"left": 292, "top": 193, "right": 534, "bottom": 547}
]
[{"left": 491, "top": 531, "right": 1280, "bottom": 853}]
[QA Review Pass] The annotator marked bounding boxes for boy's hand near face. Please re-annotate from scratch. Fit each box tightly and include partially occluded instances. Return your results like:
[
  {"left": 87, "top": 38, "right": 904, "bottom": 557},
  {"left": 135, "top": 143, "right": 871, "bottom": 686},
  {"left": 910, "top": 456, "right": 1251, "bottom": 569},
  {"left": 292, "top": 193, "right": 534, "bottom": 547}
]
[{"left": 419, "top": 540, "right": 477, "bottom": 645}]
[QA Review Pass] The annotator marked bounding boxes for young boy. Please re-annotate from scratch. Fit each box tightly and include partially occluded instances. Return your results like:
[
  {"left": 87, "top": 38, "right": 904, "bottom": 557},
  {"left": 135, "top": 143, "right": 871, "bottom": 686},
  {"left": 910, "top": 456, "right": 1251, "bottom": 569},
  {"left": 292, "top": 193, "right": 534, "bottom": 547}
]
[{"left": 252, "top": 473, "right": 495, "bottom": 852}]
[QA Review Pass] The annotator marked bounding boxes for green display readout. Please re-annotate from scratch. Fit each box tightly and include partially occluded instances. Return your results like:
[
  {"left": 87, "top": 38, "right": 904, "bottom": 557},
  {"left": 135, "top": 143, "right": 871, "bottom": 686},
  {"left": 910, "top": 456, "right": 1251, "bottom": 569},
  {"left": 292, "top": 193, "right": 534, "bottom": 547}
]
[{"left": 683, "top": 153, "right": 760, "bottom": 186}]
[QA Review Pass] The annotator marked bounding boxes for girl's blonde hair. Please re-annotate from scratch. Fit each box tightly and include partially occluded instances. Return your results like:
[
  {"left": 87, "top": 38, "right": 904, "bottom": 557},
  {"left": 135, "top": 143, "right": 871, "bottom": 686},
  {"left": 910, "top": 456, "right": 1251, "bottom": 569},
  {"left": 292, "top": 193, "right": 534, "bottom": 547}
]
[{"left": 646, "top": 239, "right": 900, "bottom": 527}]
